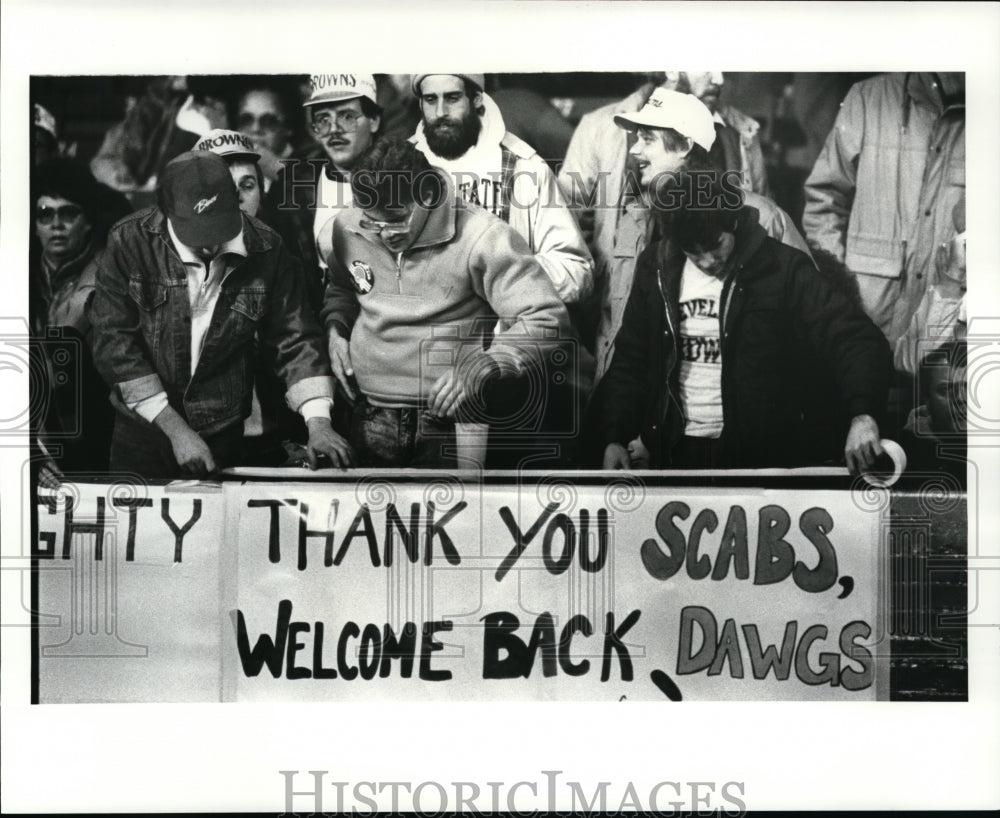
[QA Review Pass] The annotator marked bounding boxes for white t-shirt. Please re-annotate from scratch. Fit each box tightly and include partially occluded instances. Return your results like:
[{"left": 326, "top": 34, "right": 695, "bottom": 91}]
[
  {"left": 678, "top": 258, "right": 725, "bottom": 438},
  {"left": 313, "top": 171, "right": 353, "bottom": 270}
]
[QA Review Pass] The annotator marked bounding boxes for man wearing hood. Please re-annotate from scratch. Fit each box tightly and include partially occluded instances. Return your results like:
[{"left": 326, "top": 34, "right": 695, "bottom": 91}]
[
  {"left": 410, "top": 73, "right": 593, "bottom": 306},
  {"left": 410, "top": 74, "right": 594, "bottom": 468}
]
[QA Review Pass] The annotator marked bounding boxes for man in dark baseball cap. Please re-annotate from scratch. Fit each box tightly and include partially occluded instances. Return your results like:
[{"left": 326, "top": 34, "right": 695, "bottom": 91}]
[
  {"left": 91, "top": 149, "right": 353, "bottom": 478},
  {"left": 159, "top": 151, "right": 243, "bottom": 248}
]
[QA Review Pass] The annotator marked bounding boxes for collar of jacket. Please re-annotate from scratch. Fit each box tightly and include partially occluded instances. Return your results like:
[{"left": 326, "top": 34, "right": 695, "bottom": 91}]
[
  {"left": 407, "top": 186, "right": 461, "bottom": 251},
  {"left": 341, "top": 171, "right": 464, "bottom": 254},
  {"left": 42, "top": 238, "right": 95, "bottom": 293},
  {"left": 140, "top": 207, "right": 277, "bottom": 255},
  {"left": 905, "top": 72, "right": 965, "bottom": 116}
]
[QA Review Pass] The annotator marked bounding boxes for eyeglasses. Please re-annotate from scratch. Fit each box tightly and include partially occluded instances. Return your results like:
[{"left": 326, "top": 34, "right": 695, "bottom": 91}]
[
  {"left": 359, "top": 213, "right": 413, "bottom": 237},
  {"left": 310, "top": 110, "right": 364, "bottom": 137},
  {"left": 237, "top": 112, "right": 284, "bottom": 132},
  {"left": 36, "top": 204, "right": 84, "bottom": 226}
]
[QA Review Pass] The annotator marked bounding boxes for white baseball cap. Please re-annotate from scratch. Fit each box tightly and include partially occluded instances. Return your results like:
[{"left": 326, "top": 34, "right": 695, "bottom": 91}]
[
  {"left": 303, "top": 73, "right": 378, "bottom": 108},
  {"left": 614, "top": 88, "right": 716, "bottom": 152},
  {"left": 195, "top": 129, "right": 261, "bottom": 162}
]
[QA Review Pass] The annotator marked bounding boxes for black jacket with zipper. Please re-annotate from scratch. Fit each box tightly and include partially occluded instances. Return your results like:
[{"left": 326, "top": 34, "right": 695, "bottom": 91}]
[{"left": 595, "top": 208, "right": 891, "bottom": 469}]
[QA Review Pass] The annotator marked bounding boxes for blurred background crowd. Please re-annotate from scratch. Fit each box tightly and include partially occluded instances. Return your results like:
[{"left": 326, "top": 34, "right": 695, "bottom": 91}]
[
  {"left": 29, "top": 71, "right": 967, "bottom": 479},
  {"left": 32, "top": 72, "right": 869, "bottom": 226}
]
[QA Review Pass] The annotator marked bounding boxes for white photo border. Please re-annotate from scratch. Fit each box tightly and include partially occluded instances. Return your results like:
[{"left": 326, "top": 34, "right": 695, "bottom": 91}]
[{"left": 3, "top": 0, "right": 999, "bottom": 813}]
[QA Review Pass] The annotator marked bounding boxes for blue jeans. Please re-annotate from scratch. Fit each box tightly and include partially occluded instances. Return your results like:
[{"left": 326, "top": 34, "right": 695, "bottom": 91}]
[{"left": 349, "top": 399, "right": 458, "bottom": 468}]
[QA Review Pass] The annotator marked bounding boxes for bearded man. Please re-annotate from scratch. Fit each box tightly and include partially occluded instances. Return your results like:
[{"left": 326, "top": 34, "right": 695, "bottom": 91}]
[
  {"left": 408, "top": 73, "right": 594, "bottom": 468},
  {"left": 410, "top": 73, "right": 592, "bottom": 306}
]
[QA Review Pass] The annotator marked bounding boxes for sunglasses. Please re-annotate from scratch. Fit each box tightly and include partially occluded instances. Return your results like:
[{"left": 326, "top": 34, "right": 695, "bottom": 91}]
[
  {"left": 36, "top": 204, "right": 84, "bottom": 226},
  {"left": 359, "top": 212, "right": 413, "bottom": 236},
  {"left": 237, "top": 112, "right": 284, "bottom": 132},
  {"left": 310, "top": 110, "right": 364, "bottom": 137}
]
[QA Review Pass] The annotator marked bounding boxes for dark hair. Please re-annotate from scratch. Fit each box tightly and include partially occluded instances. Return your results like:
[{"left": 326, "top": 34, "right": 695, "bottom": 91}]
[
  {"left": 32, "top": 157, "right": 132, "bottom": 247},
  {"left": 349, "top": 138, "right": 444, "bottom": 210},
  {"left": 685, "top": 143, "right": 722, "bottom": 174},
  {"left": 674, "top": 206, "right": 740, "bottom": 254},
  {"left": 651, "top": 173, "right": 743, "bottom": 249}
]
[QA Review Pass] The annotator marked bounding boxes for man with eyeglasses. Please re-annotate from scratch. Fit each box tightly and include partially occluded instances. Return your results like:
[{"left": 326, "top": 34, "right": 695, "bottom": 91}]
[
  {"left": 320, "top": 139, "right": 570, "bottom": 468},
  {"left": 267, "top": 74, "right": 382, "bottom": 309}
]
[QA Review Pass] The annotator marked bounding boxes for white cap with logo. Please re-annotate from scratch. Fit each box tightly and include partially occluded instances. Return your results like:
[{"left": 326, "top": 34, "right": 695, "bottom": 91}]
[
  {"left": 613, "top": 88, "right": 716, "bottom": 152},
  {"left": 303, "top": 73, "right": 378, "bottom": 108},
  {"left": 195, "top": 129, "right": 261, "bottom": 162}
]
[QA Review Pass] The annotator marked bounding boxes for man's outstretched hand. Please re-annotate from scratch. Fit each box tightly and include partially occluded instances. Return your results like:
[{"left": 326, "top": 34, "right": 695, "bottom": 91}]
[{"left": 305, "top": 416, "right": 354, "bottom": 470}]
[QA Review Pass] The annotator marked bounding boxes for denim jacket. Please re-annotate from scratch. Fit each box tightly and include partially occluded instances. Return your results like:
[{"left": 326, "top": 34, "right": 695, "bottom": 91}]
[{"left": 91, "top": 207, "right": 334, "bottom": 436}]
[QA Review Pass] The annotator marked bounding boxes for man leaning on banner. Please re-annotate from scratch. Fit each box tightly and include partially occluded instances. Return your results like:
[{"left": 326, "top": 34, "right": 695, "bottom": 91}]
[{"left": 91, "top": 150, "right": 352, "bottom": 478}]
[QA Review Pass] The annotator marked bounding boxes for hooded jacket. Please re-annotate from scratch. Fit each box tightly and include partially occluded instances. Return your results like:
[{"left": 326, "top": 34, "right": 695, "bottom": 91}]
[
  {"left": 595, "top": 209, "right": 890, "bottom": 469},
  {"left": 321, "top": 185, "right": 570, "bottom": 407},
  {"left": 411, "top": 93, "right": 593, "bottom": 305}
]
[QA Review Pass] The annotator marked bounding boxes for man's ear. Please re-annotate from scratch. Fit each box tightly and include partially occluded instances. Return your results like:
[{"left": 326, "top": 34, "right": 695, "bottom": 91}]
[
  {"left": 472, "top": 90, "right": 483, "bottom": 110},
  {"left": 370, "top": 115, "right": 382, "bottom": 136}
]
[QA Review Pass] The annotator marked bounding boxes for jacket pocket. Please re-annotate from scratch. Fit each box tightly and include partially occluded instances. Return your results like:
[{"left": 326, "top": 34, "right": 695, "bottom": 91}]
[
  {"left": 231, "top": 290, "right": 268, "bottom": 322},
  {"left": 126, "top": 279, "right": 168, "bottom": 341},
  {"left": 127, "top": 279, "right": 167, "bottom": 310},
  {"left": 226, "top": 290, "right": 268, "bottom": 347}
]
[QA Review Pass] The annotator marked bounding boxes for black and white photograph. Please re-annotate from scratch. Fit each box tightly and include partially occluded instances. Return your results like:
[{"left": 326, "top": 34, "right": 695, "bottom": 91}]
[{"left": 2, "top": 1, "right": 998, "bottom": 815}]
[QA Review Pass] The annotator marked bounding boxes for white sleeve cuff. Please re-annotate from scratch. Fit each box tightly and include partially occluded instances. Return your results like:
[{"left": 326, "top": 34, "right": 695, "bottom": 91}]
[
  {"left": 128, "top": 391, "right": 169, "bottom": 423},
  {"left": 299, "top": 397, "right": 333, "bottom": 421}
]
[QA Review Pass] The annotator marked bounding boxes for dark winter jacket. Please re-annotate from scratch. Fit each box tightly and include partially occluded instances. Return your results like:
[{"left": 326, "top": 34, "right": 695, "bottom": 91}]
[{"left": 595, "top": 209, "right": 891, "bottom": 468}]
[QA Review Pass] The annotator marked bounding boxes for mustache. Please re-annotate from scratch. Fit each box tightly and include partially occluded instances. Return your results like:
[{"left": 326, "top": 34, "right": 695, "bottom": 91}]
[{"left": 426, "top": 117, "right": 463, "bottom": 131}]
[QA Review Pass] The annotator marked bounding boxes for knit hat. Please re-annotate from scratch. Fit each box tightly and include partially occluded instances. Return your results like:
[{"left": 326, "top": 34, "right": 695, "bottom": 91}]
[
  {"left": 159, "top": 151, "right": 242, "bottom": 248},
  {"left": 303, "top": 73, "right": 378, "bottom": 108},
  {"left": 614, "top": 87, "right": 716, "bottom": 151},
  {"left": 195, "top": 128, "right": 261, "bottom": 162},
  {"left": 411, "top": 74, "right": 485, "bottom": 96}
]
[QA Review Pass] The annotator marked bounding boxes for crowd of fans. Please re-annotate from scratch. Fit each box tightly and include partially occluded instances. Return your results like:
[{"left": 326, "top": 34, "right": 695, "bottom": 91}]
[{"left": 30, "top": 72, "right": 967, "bottom": 483}]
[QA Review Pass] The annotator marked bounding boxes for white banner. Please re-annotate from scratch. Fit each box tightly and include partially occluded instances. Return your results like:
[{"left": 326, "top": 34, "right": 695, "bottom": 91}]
[{"left": 36, "top": 478, "right": 887, "bottom": 702}]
